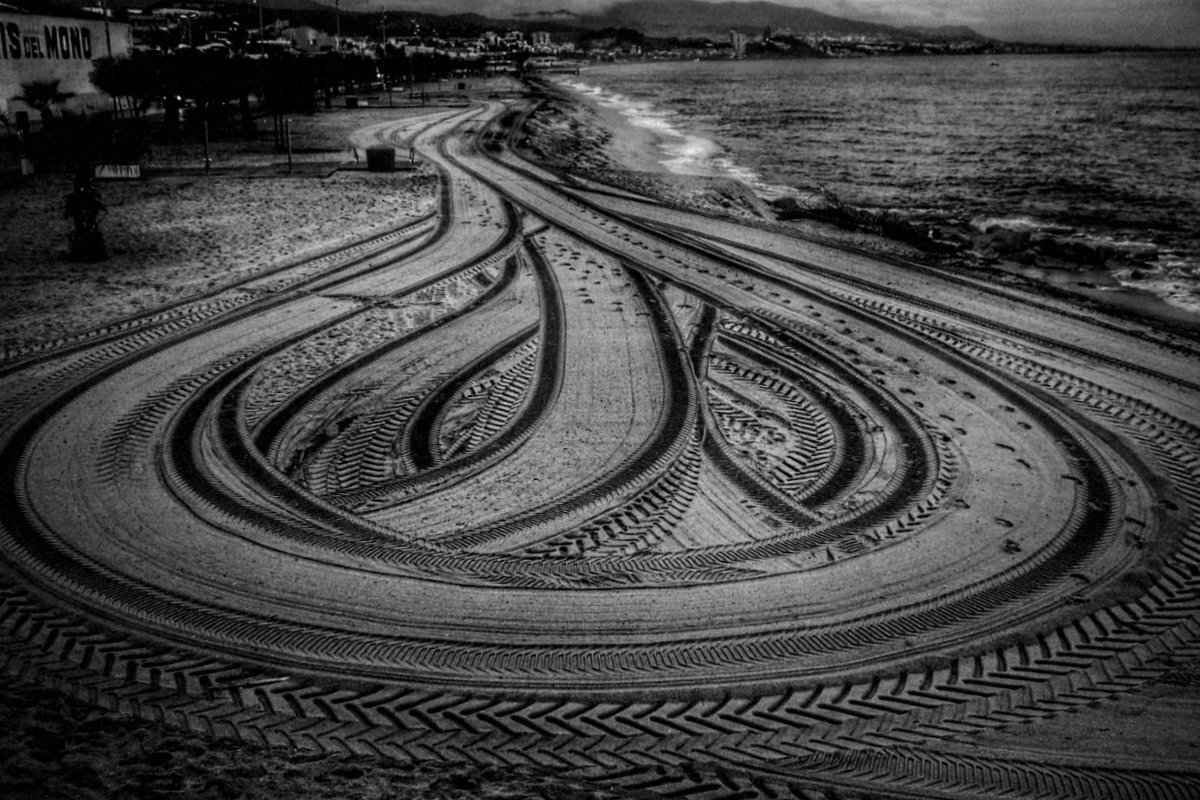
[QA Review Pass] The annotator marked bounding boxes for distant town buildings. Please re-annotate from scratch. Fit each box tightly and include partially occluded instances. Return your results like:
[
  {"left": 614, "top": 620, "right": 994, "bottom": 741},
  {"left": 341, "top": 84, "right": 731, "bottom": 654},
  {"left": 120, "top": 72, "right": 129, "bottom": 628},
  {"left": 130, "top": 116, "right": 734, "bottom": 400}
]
[
  {"left": 3, "top": 0, "right": 1010, "bottom": 120},
  {"left": 730, "top": 29, "right": 747, "bottom": 58},
  {"left": 285, "top": 24, "right": 334, "bottom": 55}
]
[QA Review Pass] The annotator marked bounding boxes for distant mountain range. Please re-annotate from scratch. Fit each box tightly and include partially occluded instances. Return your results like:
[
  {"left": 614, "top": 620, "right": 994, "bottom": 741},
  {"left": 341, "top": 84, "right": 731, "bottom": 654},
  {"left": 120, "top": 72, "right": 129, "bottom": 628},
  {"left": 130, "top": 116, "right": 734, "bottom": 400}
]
[
  {"left": 587, "top": 0, "right": 986, "bottom": 41},
  {"left": 511, "top": 9, "right": 584, "bottom": 22},
  {"left": 44, "top": 0, "right": 989, "bottom": 42}
]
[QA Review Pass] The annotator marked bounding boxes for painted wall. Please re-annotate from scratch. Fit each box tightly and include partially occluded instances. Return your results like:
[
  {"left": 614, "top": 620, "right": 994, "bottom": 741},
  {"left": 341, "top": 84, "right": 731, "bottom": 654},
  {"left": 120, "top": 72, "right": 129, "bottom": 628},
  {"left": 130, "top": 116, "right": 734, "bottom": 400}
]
[{"left": 1, "top": 12, "right": 132, "bottom": 116}]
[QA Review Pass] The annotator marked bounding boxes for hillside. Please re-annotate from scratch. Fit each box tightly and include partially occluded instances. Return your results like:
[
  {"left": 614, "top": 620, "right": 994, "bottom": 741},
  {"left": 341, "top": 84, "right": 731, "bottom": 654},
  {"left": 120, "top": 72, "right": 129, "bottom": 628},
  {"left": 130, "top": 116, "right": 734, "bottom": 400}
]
[
  {"left": 582, "top": 0, "right": 974, "bottom": 39},
  {"left": 40, "top": 0, "right": 986, "bottom": 43}
]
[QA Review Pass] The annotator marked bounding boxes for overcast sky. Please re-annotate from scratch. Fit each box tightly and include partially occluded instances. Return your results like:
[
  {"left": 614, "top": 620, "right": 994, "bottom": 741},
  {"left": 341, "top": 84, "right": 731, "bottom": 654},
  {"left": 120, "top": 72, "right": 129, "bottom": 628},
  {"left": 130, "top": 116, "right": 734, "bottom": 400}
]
[
  {"left": 366, "top": 0, "right": 1200, "bottom": 48},
  {"left": 826, "top": 0, "right": 1200, "bottom": 47}
]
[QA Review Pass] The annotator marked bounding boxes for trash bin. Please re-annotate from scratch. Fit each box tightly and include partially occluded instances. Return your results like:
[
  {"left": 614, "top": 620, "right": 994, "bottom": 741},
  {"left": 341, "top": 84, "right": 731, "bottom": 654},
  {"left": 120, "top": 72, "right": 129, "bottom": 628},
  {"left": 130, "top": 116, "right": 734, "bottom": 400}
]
[
  {"left": 366, "top": 146, "right": 395, "bottom": 172},
  {"left": 345, "top": 96, "right": 359, "bottom": 108}
]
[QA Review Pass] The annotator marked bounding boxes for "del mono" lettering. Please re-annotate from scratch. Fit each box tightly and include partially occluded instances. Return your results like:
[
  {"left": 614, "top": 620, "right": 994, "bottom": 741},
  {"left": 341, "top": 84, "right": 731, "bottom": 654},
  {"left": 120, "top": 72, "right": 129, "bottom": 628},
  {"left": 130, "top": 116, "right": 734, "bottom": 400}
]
[
  {"left": 43, "top": 24, "right": 92, "bottom": 59},
  {"left": 0, "top": 22, "right": 92, "bottom": 60}
]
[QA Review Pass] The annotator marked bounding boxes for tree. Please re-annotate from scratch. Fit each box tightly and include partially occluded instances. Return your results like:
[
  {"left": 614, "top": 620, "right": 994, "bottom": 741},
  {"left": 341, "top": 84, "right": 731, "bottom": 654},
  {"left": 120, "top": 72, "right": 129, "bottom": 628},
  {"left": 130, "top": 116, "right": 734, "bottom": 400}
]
[
  {"left": 92, "top": 53, "right": 168, "bottom": 120},
  {"left": 13, "top": 80, "right": 75, "bottom": 127}
]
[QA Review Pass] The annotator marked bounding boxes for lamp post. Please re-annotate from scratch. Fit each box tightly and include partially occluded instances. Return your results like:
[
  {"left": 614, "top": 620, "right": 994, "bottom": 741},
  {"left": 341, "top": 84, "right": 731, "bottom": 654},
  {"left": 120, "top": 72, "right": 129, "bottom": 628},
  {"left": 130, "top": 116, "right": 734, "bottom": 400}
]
[
  {"left": 254, "top": 0, "right": 264, "bottom": 54},
  {"left": 100, "top": 0, "right": 112, "bottom": 57},
  {"left": 335, "top": 0, "right": 341, "bottom": 51}
]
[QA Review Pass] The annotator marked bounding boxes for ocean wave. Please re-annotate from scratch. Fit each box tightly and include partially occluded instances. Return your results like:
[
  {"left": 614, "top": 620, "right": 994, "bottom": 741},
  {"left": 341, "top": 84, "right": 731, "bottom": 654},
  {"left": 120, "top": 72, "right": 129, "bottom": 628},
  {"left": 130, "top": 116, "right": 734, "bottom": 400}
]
[
  {"left": 970, "top": 215, "right": 1059, "bottom": 234},
  {"left": 561, "top": 56, "right": 1199, "bottom": 318},
  {"left": 557, "top": 75, "right": 794, "bottom": 198}
]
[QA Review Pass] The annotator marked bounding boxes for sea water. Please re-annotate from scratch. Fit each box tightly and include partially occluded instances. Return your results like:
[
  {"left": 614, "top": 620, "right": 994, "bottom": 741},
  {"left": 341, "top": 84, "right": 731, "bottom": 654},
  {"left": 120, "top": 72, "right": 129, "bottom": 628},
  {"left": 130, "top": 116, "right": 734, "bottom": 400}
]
[{"left": 560, "top": 53, "right": 1200, "bottom": 313}]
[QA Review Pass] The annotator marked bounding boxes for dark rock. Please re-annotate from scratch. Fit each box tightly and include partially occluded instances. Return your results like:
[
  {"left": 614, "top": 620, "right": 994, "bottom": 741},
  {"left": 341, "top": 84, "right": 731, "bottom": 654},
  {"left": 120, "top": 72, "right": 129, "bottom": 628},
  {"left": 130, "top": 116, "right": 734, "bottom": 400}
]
[
  {"left": 1031, "top": 234, "right": 1107, "bottom": 266},
  {"left": 984, "top": 227, "right": 1031, "bottom": 255},
  {"left": 769, "top": 196, "right": 805, "bottom": 220},
  {"left": 927, "top": 236, "right": 966, "bottom": 254},
  {"left": 939, "top": 228, "right": 974, "bottom": 248},
  {"left": 1101, "top": 242, "right": 1159, "bottom": 264},
  {"left": 1127, "top": 245, "right": 1159, "bottom": 263}
]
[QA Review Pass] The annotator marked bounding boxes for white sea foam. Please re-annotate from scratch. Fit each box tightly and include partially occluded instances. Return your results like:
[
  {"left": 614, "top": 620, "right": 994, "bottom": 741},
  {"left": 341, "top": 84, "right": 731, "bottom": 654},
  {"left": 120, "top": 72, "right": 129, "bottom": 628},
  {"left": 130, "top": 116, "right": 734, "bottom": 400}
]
[
  {"left": 560, "top": 56, "right": 1200, "bottom": 318},
  {"left": 970, "top": 215, "right": 1045, "bottom": 233},
  {"left": 557, "top": 76, "right": 793, "bottom": 197}
]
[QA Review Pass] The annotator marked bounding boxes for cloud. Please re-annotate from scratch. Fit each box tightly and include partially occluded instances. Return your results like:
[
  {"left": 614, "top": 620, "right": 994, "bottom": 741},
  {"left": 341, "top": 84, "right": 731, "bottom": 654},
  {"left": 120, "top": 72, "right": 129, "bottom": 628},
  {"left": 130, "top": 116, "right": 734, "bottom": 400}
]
[
  {"left": 793, "top": 0, "right": 1200, "bottom": 45},
  {"left": 824, "top": 0, "right": 988, "bottom": 28},
  {"left": 366, "top": 0, "right": 613, "bottom": 14}
]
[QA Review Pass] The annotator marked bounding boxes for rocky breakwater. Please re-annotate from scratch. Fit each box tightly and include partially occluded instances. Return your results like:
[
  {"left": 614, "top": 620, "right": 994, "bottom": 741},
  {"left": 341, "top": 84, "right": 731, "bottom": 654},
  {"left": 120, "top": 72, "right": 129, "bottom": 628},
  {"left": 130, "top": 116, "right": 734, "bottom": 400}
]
[
  {"left": 769, "top": 194, "right": 1164, "bottom": 277},
  {"left": 968, "top": 218, "right": 1161, "bottom": 272},
  {"left": 769, "top": 193, "right": 965, "bottom": 255}
]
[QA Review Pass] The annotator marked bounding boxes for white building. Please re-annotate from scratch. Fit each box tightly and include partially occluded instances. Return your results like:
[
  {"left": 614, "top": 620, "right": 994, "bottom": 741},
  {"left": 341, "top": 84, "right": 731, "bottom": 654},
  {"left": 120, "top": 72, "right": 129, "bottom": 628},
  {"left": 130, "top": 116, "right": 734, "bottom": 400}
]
[
  {"left": 286, "top": 24, "right": 334, "bottom": 54},
  {"left": 730, "top": 29, "right": 747, "bottom": 58}
]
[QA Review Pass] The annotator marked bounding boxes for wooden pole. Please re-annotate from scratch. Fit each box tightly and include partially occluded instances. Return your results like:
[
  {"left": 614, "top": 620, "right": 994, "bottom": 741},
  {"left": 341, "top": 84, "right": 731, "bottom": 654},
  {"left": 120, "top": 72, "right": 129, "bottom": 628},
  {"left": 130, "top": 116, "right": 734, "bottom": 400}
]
[{"left": 101, "top": 0, "right": 112, "bottom": 57}]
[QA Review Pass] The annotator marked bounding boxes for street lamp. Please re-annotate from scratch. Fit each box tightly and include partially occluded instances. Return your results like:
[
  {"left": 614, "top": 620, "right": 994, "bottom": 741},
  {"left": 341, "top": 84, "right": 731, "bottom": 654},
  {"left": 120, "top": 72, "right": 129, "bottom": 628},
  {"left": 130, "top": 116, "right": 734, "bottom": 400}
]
[
  {"left": 253, "top": 0, "right": 264, "bottom": 54},
  {"left": 100, "top": 0, "right": 112, "bottom": 57},
  {"left": 335, "top": 0, "right": 341, "bottom": 51}
]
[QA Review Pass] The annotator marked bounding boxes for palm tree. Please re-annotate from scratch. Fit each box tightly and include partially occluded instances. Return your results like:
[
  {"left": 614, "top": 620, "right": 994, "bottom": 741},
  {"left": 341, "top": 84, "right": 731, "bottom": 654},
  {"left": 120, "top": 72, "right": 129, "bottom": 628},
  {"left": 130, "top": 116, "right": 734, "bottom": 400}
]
[{"left": 13, "top": 80, "right": 75, "bottom": 127}]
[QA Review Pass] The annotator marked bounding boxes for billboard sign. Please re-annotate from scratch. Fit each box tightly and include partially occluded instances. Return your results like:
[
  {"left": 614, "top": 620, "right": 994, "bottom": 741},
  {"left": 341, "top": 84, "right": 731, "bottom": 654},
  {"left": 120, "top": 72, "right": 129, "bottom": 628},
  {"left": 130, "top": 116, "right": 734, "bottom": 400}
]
[{"left": 1, "top": 12, "right": 132, "bottom": 113}]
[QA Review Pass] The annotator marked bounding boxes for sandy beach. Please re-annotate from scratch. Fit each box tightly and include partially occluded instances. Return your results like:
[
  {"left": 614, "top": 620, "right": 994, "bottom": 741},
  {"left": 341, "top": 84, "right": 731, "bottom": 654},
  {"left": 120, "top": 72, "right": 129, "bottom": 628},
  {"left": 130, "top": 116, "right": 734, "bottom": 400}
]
[
  {"left": 2, "top": 73, "right": 1199, "bottom": 800},
  {"left": 0, "top": 684, "right": 638, "bottom": 800},
  {"left": 5, "top": 77, "right": 1194, "bottom": 349},
  {"left": 1, "top": 94, "right": 604, "bottom": 800},
  {"left": 0, "top": 109, "right": 443, "bottom": 349}
]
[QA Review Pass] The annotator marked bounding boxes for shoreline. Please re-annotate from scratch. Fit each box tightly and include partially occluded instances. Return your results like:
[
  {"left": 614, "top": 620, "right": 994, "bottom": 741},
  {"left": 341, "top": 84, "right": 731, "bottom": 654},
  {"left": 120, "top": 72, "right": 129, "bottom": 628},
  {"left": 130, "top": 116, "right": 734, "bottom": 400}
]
[
  {"left": 3, "top": 80, "right": 1199, "bottom": 799},
  {"left": 534, "top": 70, "right": 1200, "bottom": 335}
]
